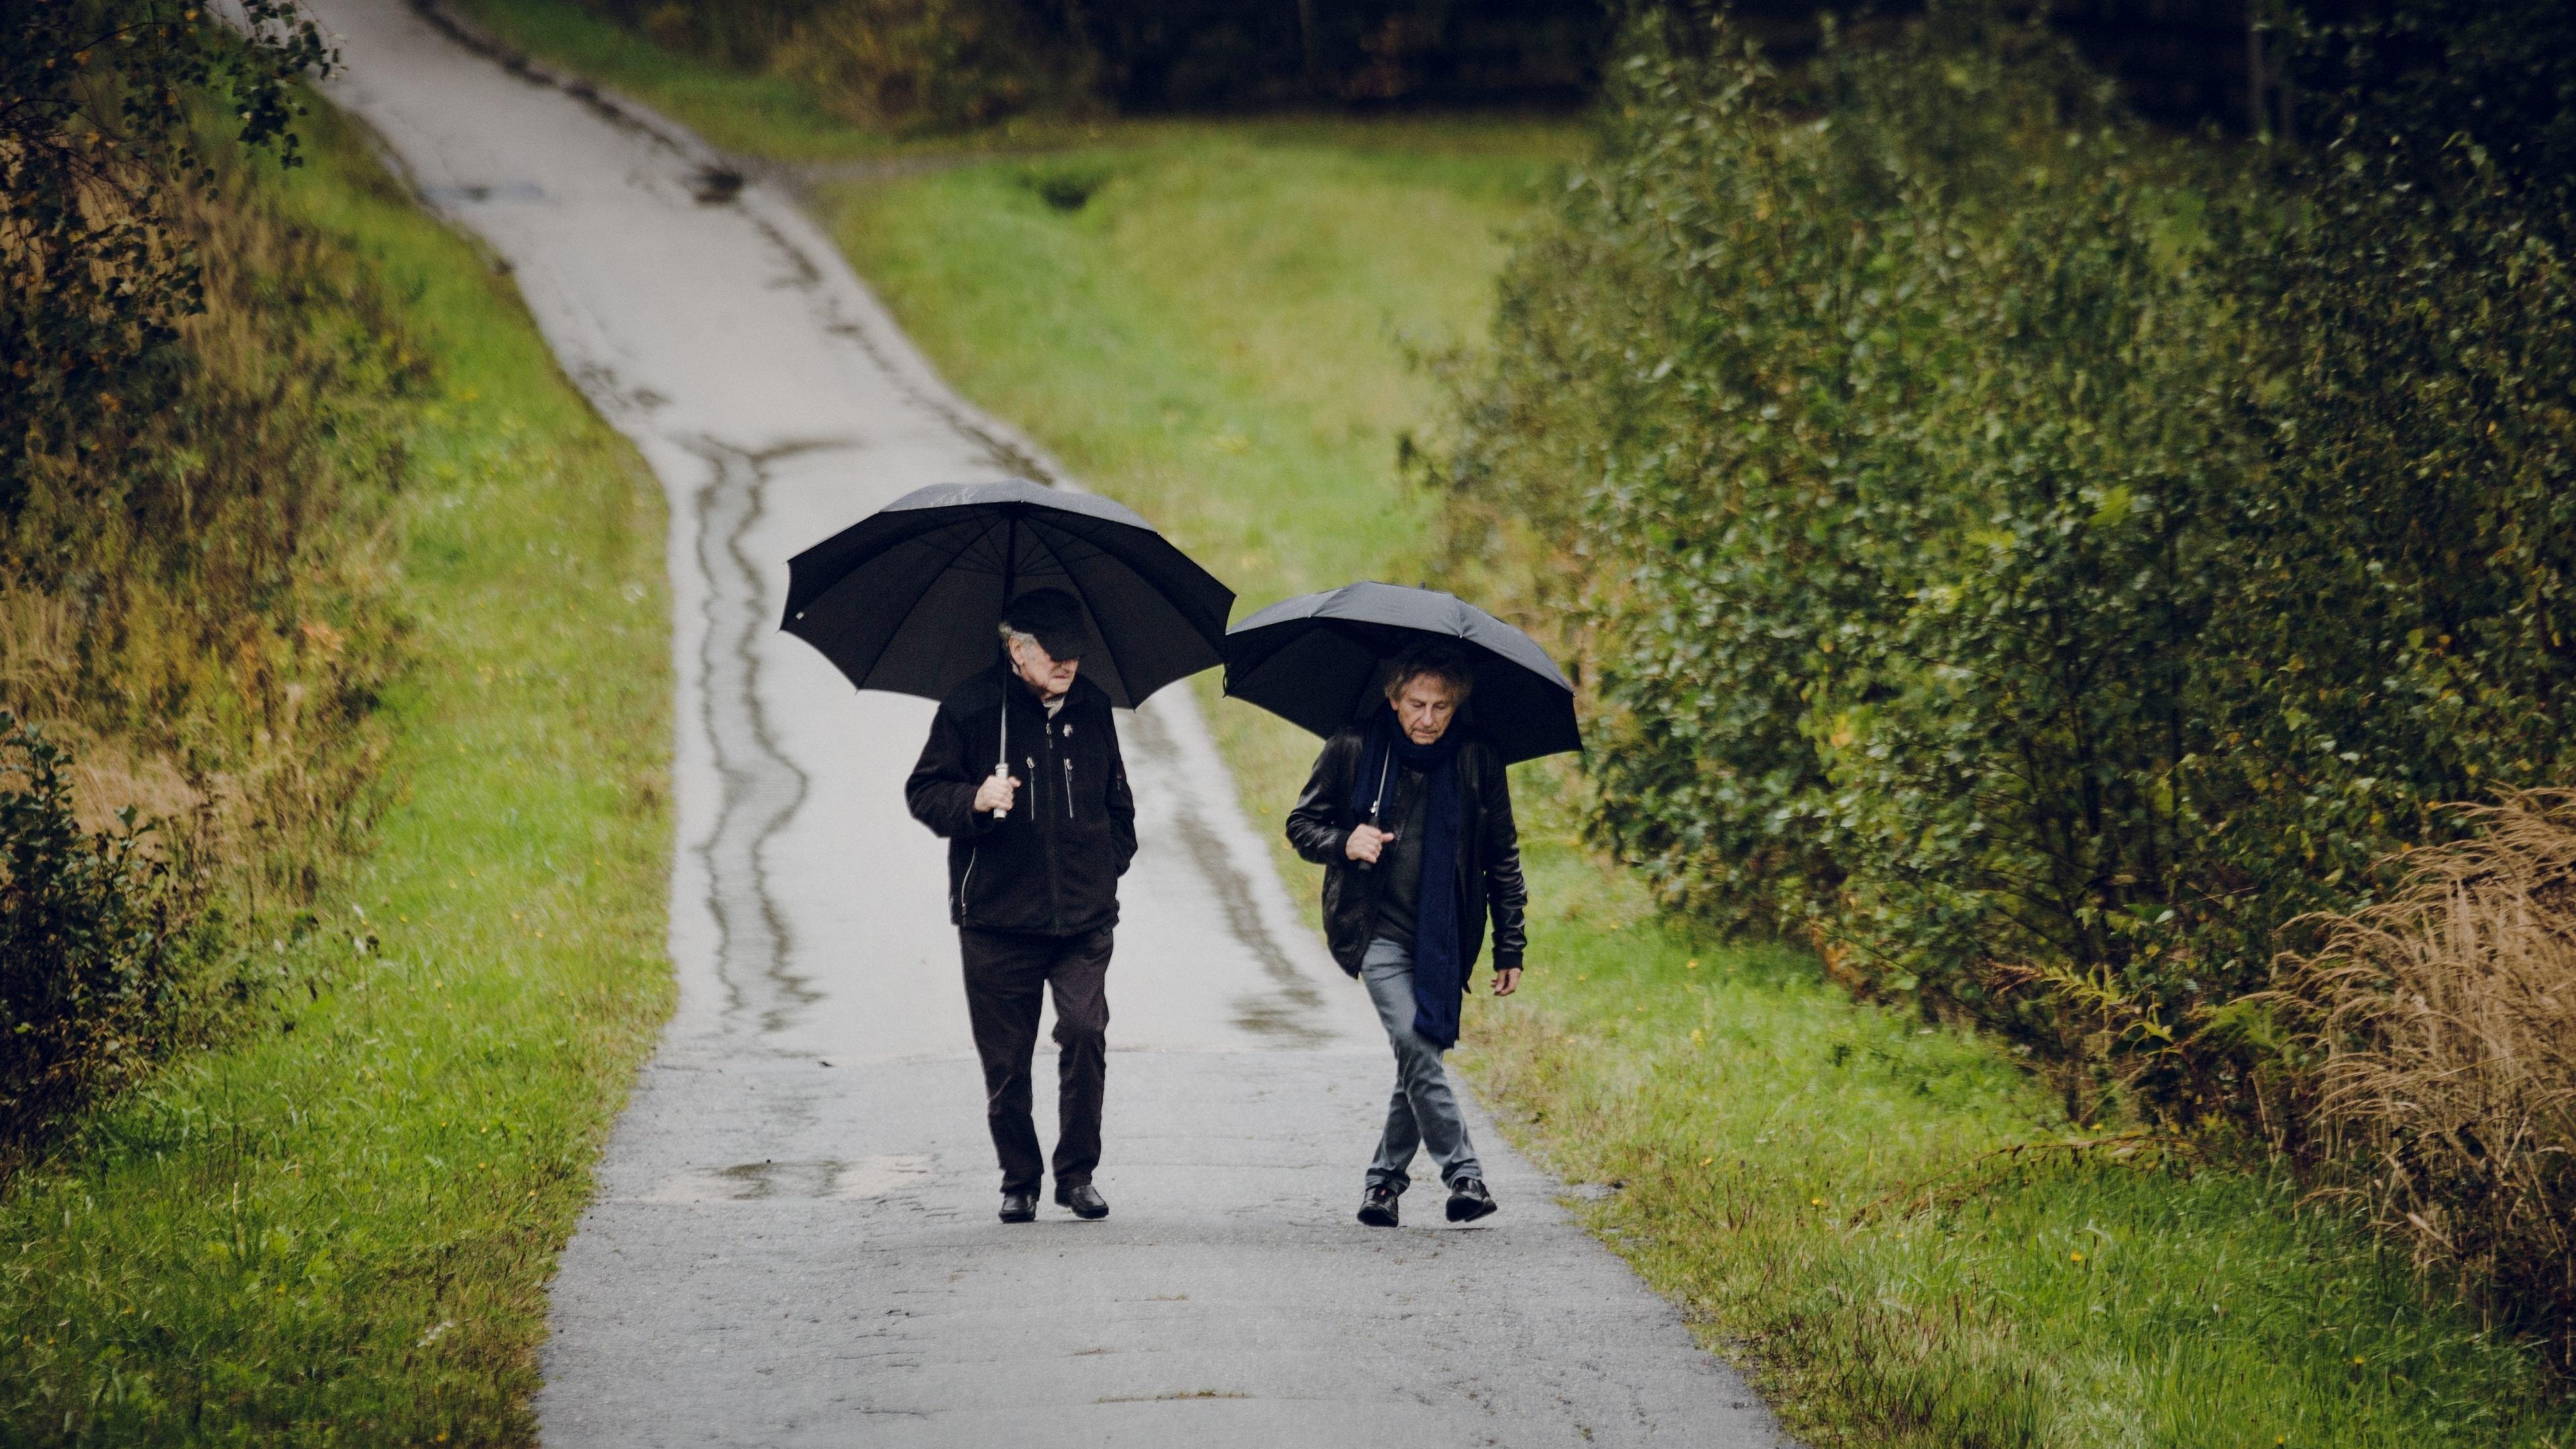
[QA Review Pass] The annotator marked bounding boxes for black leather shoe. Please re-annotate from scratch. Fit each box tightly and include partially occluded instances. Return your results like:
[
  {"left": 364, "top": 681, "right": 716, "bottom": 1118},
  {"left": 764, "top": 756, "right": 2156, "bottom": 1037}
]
[
  {"left": 1055, "top": 1180, "right": 1110, "bottom": 1220},
  {"left": 1357, "top": 1184, "right": 1400, "bottom": 1228},
  {"left": 999, "top": 1189, "right": 1038, "bottom": 1224},
  {"left": 1445, "top": 1177, "right": 1497, "bottom": 1223}
]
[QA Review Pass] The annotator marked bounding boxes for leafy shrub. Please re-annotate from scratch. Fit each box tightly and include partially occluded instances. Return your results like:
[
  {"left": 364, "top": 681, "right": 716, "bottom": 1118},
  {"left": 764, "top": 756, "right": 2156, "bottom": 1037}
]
[
  {"left": 0, "top": 716, "right": 210, "bottom": 1150},
  {"left": 2, "top": 0, "right": 328, "bottom": 523},
  {"left": 2270, "top": 791, "right": 2576, "bottom": 1365},
  {"left": 1432, "top": 1, "right": 2576, "bottom": 1124},
  {"left": 554, "top": 0, "right": 1607, "bottom": 119}
]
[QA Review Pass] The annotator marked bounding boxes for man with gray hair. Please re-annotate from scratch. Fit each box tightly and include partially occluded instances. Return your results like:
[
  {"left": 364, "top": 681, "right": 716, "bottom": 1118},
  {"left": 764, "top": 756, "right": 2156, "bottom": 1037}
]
[{"left": 906, "top": 588, "right": 1136, "bottom": 1224}]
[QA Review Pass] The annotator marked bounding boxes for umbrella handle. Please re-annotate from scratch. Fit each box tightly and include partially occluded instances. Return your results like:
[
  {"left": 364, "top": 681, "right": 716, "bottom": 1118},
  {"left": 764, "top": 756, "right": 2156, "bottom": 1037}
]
[{"left": 991, "top": 701, "right": 1012, "bottom": 820}]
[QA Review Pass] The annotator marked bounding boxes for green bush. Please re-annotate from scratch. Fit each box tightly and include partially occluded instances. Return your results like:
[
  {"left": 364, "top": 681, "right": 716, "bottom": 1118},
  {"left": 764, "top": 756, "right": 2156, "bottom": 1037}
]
[
  {"left": 2, "top": 0, "right": 327, "bottom": 522},
  {"left": 1434, "top": 1, "right": 2576, "bottom": 1127},
  {"left": 0, "top": 716, "right": 210, "bottom": 1150}
]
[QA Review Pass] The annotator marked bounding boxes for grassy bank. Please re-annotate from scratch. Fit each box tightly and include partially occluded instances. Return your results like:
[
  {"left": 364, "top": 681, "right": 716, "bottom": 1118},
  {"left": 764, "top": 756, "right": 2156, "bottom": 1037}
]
[
  {"left": 0, "top": 104, "right": 673, "bottom": 1446},
  {"left": 393, "top": 11, "right": 2576, "bottom": 1444}
]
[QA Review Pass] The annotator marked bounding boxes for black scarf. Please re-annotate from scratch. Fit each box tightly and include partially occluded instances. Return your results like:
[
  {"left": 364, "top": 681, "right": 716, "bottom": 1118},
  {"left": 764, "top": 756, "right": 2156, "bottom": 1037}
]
[{"left": 1352, "top": 710, "right": 1468, "bottom": 1049}]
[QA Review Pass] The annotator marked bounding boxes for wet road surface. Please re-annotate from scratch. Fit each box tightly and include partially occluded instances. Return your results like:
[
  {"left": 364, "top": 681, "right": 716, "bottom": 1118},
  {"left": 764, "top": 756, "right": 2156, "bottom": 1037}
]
[{"left": 310, "top": 3, "right": 1795, "bottom": 1443}]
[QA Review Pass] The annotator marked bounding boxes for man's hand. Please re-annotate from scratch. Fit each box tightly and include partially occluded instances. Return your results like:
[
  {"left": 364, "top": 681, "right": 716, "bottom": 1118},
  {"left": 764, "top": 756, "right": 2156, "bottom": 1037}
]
[
  {"left": 1491, "top": 967, "right": 1521, "bottom": 997},
  {"left": 1344, "top": 824, "right": 1394, "bottom": 864},
  {"left": 973, "top": 770, "right": 1020, "bottom": 815}
]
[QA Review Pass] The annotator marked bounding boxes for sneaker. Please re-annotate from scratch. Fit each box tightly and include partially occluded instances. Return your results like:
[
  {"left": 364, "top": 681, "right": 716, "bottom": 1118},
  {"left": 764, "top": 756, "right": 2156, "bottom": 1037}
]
[
  {"left": 1445, "top": 1177, "right": 1497, "bottom": 1223},
  {"left": 1357, "top": 1183, "right": 1401, "bottom": 1228}
]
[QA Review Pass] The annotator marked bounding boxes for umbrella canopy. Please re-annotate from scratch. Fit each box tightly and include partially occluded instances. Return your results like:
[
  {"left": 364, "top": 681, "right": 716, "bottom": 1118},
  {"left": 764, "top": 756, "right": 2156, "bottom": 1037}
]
[
  {"left": 782, "top": 478, "right": 1234, "bottom": 710},
  {"left": 1222, "top": 581, "right": 1580, "bottom": 765}
]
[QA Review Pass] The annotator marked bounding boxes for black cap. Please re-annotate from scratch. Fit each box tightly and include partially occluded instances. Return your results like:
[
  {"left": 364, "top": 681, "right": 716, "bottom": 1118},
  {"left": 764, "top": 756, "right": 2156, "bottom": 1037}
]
[{"left": 1002, "top": 588, "right": 1091, "bottom": 661}]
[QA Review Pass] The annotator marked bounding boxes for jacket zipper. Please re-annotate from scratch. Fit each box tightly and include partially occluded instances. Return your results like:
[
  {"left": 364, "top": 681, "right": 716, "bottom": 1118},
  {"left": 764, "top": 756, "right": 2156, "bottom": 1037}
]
[
  {"left": 1033, "top": 740, "right": 1059, "bottom": 928},
  {"left": 1063, "top": 751, "right": 1076, "bottom": 819},
  {"left": 958, "top": 847, "right": 979, "bottom": 913}
]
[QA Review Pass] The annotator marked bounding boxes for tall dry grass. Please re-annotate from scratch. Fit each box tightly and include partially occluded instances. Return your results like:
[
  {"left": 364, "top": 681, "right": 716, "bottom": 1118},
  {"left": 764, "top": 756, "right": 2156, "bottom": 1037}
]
[
  {"left": 0, "top": 124, "right": 421, "bottom": 1155},
  {"left": 3, "top": 138, "right": 416, "bottom": 905},
  {"left": 2273, "top": 790, "right": 2576, "bottom": 1364}
]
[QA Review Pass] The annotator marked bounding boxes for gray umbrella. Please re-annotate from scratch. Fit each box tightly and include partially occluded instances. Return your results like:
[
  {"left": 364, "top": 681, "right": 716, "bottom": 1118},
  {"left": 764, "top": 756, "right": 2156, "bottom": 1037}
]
[{"left": 1221, "top": 581, "right": 1580, "bottom": 765}]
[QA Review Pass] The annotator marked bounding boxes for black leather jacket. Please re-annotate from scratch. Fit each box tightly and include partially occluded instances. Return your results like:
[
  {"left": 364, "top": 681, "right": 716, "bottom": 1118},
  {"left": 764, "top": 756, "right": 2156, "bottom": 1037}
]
[
  {"left": 1284, "top": 724, "right": 1527, "bottom": 978},
  {"left": 906, "top": 670, "right": 1136, "bottom": 934}
]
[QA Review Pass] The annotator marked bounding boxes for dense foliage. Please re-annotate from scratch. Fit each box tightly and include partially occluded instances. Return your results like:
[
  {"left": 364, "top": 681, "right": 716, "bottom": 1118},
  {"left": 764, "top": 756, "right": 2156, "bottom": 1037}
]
[
  {"left": 2, "top": 0, "right": 329, "bottom": 519},
  {"left": 1434, "top": 0, "right": 2576, "bottom": 1127},
  {"left": 558, "top": 0, "right": 1603, "bottom": 127},
  {"left": 0, "top": 716, "right": 209, "bottom": 1147}
]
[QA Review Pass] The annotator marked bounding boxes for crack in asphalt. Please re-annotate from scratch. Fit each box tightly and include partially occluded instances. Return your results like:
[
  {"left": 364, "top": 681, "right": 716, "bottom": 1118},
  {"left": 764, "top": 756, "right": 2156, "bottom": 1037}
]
[{"left": 682, "top": 435, "right": 853, "bottom": 1038}]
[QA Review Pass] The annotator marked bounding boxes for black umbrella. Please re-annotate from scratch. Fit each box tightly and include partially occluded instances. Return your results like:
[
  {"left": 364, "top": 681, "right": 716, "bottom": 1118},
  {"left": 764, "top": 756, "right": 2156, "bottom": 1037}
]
[
  {"left": 782, "top": 478, "right": 1234, "bottom": 710},
  {"left": 1222, "top": 581, "right": 1580, "bottom": 765}
]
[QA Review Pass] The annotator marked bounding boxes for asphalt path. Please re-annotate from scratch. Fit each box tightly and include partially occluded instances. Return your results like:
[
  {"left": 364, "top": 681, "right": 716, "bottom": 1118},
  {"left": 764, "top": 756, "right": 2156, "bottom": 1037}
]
[{"left": 309, "top": 4, "right": 1796, "bottom": 1443}]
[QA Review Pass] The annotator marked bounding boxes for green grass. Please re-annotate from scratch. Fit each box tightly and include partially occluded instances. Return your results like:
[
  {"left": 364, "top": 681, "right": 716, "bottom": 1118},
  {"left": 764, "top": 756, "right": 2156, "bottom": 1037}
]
[
  {"left": 808, "top": 107, "right": 2576, "bottom": 1449},
  {"left": 0, "top": 108, "right": 673, "bottom": 1444},
  {"left": 1466, "top": 908, "right": 2576, "bottom": 1446}
]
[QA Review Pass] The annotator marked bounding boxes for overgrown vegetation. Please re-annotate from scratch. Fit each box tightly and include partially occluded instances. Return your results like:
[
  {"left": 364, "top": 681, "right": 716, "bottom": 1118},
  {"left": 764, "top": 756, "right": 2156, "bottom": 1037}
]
[
  {"left": 1430, "top": 0, "right": 2576, "bottom": 1360},
  {"left": 0, "top": 717, "right": 211, "bottom": 1146},
  {"left": 0, "top": 95, "right": 674, "bottom": 1444},
  {"left": 2273, "top": 791, "right": 2576, "bottom": 1371},
  {"left": 1462, "top": 911, "right": 2576, "bottom": 1449},
  {"left": 5, "top": 8, "right": 674, "bottom": 1436},
  {"left": 3, "top": 0, "right": 328, "bottom": 517},
  {"left": 499, "top": 0, "right": 1601, "bottom": 131},
  {"left": 1, "top": 4, "right": 428, "bottom": 1154}
]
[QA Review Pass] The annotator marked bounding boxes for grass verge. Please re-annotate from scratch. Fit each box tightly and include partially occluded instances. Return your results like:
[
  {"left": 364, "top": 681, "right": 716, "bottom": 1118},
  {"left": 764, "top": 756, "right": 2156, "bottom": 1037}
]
[
  {"left": 0, "top": 104, "right": 673, "bottom": 1444},
  {"left": 378, "top": 13, "right": 2576, "bottom": 1444}
]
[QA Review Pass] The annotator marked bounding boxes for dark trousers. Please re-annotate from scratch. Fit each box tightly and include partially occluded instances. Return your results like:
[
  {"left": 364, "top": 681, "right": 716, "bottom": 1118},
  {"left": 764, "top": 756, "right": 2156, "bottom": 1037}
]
[{"left": 959, "top": 926, "right": 1112, "bottom": 1193}]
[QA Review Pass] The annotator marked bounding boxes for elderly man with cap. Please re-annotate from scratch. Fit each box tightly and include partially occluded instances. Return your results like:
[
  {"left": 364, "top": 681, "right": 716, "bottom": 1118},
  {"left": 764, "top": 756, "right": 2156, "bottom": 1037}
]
[{"left": 906, "top": 588, "right": 1136, "bottom": 1223}]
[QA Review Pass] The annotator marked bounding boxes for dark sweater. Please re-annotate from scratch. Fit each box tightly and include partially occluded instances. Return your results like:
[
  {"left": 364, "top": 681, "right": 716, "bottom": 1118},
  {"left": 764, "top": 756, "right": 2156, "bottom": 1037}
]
[
  {"left": 1373, "top": 767, "right": 1430, "bottom": 951},
  {"left": 1283, "top": 723, "right": 1528, "bottom": 979}
]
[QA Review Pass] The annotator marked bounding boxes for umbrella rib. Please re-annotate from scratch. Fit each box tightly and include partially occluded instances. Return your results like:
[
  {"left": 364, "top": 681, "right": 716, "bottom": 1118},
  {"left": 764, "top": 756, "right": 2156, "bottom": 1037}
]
[{"left": 824, "top": 515, "right": 1009, "bottom": 686}]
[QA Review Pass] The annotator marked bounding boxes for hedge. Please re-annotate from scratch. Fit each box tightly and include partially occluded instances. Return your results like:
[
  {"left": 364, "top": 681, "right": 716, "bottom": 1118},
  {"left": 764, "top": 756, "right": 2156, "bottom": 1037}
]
[{"left": 1432, "top": 1, "right": 2576, "bottom": 1126}]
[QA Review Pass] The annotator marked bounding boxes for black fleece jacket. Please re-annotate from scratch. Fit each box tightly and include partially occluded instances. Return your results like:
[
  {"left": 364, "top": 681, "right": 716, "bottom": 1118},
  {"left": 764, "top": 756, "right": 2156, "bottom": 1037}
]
[
  {"left": 1283, "top": 723, "right": 1528, "bottom": 979},
  {"left": 906, "top": 669, "right": 1137, "bottom": 935}
]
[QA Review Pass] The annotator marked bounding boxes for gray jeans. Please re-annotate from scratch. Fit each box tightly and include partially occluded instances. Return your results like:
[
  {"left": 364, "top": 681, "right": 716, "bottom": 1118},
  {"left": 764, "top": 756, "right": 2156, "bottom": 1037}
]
[{"left": 1362, "top": 937, "right": 1482, "bottom": 1192}]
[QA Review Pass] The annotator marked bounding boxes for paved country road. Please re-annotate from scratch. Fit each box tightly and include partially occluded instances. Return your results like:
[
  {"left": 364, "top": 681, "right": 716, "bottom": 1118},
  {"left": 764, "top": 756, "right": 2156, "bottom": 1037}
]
[{"left": 309, "top": 4, "right": 1794, "bottom": 1443}]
